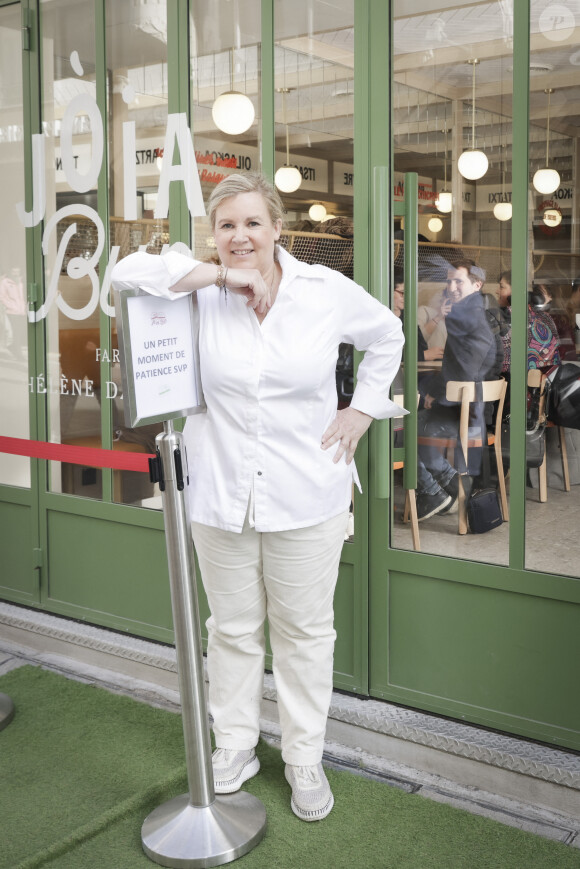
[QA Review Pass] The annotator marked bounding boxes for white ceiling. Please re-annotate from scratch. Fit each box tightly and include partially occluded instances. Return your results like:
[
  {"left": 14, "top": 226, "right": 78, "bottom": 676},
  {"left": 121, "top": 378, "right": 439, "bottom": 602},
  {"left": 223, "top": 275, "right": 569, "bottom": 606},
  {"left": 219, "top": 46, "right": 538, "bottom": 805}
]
[{"left": 3, "top": 0, "right": 578, "bottom": 187}]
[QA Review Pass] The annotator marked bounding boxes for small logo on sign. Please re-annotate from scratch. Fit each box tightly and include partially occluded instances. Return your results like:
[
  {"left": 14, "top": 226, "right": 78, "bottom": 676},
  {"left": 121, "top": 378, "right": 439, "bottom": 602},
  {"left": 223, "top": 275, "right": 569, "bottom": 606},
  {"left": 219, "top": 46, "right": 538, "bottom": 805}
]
[{"left": 151, "top": 312, "right": 167, "bottom": 325}]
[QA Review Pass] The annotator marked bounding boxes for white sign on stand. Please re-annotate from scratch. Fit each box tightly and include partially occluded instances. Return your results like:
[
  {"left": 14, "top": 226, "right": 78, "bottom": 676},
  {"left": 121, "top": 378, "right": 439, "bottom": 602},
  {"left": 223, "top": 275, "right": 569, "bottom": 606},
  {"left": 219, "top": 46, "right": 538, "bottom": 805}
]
[{"left": 115, "top": 287, "right": 205, "bottom": 427}]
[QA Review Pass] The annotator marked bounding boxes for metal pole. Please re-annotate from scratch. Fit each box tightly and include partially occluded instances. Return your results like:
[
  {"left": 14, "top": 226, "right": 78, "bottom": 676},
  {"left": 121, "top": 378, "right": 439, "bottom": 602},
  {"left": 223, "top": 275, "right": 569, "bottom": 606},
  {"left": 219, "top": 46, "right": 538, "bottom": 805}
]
[
  {"left": 0, "top": 693, "right": 14, "bottom": 730},
  {"left": 142, "top": 421, "right": 266, "bottom": 868}
]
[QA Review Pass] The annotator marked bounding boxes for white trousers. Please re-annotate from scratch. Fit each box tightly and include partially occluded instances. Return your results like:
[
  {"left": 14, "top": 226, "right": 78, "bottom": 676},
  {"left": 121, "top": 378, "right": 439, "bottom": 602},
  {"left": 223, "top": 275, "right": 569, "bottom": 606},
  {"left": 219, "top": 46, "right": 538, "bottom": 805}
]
[{"left": 191, "top": 510, "right": 349, "bottom": 766}]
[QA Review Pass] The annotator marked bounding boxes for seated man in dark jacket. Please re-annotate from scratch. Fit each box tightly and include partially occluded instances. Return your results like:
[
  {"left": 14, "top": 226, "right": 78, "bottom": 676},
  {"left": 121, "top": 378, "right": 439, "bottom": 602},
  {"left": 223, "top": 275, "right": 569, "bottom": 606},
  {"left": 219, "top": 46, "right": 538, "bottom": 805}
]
[{"left": 415, "top": 260, "right": 501, "bottom": 520}]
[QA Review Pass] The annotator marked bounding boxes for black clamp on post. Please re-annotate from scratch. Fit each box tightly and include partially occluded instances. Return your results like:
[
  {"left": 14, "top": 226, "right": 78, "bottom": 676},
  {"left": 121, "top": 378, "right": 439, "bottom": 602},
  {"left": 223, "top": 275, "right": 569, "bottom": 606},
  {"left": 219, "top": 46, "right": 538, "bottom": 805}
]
[
  {"left": 148, "top": 447, "right": 165, "bottom": 491},
  {"left": 174, "top": 447, "right": 185, "bottom": 492}
]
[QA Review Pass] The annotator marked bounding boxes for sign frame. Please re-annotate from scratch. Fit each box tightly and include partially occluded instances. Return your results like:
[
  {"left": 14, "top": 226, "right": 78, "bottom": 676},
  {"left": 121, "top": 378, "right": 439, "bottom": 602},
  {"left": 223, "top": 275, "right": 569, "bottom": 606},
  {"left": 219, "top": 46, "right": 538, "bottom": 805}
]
[{"left": 115, "top": 286, "right": 205, "bottom": 427}]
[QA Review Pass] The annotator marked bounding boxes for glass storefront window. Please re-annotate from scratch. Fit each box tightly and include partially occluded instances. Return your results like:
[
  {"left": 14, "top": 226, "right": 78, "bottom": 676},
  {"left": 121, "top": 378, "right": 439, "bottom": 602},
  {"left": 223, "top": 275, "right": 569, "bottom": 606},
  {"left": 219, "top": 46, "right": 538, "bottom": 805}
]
[
  {"left": 391, "top": 0, "right": 513, "bottom": 563},
  {"left": 105, "top": 0, "right": 169, "bottom": 506},
  {"left": 525, "top": 5, "right": 580, "bottom": 577},
  {"left": 36, "top": 0, "right": 169, "bottom": 507},
  {"left": 0, "top": 3, "right": 30, "bottom": 488},
  {"left": 189, "top": 0, "right": 262, "bottom": 259},
  {"left": 39, "top": 0, "right": 102, "bottom": 499},
  {"left": 274, "top": 1, "right": 355, "bottom": 269},
  {"left": 274, "top": 0, "right": 355, "bottom": 536}
]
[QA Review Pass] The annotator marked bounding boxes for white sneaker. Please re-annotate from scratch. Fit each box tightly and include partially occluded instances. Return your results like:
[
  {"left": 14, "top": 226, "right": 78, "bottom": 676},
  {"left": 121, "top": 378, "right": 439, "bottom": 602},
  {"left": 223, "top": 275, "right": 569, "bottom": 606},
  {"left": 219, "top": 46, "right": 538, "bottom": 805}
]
[
  {"left": 285, "top": 763, "right": 334, "bottom": 821},
  {"left": 212, "top": 748, "right": 260, "bottom": 794}
]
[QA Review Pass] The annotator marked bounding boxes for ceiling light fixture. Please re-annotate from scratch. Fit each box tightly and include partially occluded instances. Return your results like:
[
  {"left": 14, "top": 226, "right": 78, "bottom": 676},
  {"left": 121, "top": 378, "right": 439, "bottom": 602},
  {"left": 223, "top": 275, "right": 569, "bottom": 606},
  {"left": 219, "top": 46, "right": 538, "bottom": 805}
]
[
  {"left": 533, "top": 88, "right": 560, "bottom": 195},
  {"left": 309, "top": 203, "right": 327, "bottom": 222},
  {"left": 436, "top": 127, "right": 453, "bottom": 213},
  {"left": 494, "top": 115, "right": 512, "bottom": 221},
  {"left": 457, "top": 59, "right": 489, "bottom": 181},
  {"left": 212, "top": 48, "right": 255, "bottom": 136},
  {"left": 494, "top": 202, "right": 513, "bottom": 221},
  {"left": 428, "top": 216, "right": 443, "bottom": 233},
  {"left": 275, "top": 88, "right": 302, "bottom": 193}
]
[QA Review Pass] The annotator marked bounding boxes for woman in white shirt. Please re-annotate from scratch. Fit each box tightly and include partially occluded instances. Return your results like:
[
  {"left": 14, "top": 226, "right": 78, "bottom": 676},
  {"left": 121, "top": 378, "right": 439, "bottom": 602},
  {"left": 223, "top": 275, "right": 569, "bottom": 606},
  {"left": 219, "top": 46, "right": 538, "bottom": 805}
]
[{"left": 112, "top": 172, "right": 404, "bottom": 822}]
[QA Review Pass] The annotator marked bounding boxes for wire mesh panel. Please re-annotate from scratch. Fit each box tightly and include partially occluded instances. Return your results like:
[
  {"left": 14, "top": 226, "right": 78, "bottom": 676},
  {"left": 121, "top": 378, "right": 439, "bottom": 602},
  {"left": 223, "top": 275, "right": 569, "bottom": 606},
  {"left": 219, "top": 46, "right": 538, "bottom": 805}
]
[{"left": 280, "top": 230, "right": 354, "bottom": 279}]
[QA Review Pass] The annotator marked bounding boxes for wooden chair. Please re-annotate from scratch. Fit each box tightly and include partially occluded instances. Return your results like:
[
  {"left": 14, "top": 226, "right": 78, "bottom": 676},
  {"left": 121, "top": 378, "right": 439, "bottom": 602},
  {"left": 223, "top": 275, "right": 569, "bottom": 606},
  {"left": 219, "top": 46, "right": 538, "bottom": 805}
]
[
  {"left": 532, "top": 369, "right": 571, "bottom": 502},
  {"left": 393, "top": 394, "right": 420, "bottom": 551},
  {"left": 417, "top": 379, "right": 509, "bottom": 535}
]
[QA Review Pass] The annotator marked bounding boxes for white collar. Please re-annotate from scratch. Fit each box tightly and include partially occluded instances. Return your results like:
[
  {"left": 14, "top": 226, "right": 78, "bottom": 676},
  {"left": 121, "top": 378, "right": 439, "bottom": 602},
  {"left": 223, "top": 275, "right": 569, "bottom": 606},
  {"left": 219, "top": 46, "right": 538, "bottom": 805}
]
[{"left": 275, "top": 244, "right": 325, "bottom": 282}]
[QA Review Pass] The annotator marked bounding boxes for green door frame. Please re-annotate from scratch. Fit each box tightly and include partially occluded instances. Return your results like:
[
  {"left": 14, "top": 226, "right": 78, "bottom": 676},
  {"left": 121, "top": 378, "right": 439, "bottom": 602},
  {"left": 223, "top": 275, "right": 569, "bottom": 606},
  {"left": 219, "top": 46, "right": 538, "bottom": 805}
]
[
  {"left": 0, "top": 0, "right": 42, "bottom": 607},
  {"left": 367, "top": 0, "right": 580, "bottom": 752}
]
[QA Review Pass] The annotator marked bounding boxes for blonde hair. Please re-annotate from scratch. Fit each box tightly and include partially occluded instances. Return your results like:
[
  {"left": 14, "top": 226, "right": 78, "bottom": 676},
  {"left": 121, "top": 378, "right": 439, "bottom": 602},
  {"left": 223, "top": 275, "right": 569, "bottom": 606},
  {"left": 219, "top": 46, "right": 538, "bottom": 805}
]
[{"left": 207, "top": 172, "right": 284, "bottom": 230}]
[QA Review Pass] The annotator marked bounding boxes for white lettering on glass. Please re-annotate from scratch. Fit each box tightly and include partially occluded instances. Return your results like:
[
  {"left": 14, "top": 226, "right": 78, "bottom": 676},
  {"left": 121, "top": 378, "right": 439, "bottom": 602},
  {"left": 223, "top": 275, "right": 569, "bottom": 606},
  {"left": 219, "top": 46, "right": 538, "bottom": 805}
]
[
  {"left": 60, "top": 93, "right": 103, "bottom": 194},
  {"left": 16, "top": 133, "right": 47, "bottom": 226},
  {"left": 123, "top": 122, "right": 137, "bottom": 220},
  {"left": 154, "top": 113, "right": 205, "bottom": 219},
  {"left": 31, "top": 204, "right": 105, "bottom": 323},
  {"left": 100, "top": 245, "right": 121, "bottom": 318},
  {"left": 17, "top": 49, "right": 206, "bottom": 322}
]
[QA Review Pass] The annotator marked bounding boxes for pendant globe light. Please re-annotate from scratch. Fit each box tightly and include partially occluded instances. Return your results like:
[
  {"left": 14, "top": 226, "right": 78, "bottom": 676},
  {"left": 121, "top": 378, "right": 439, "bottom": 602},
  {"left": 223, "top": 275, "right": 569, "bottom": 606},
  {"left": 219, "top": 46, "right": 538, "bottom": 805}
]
[
  {"left": 436, "top": 127, "right": 452, "bottom": 213},
  {"left": 212, "top": 48, "right": 255, "bottom": 136},
  {"left": 494, "top": 201, "right": 512, "bottom": 221},
  {"left": 494, "top": 116, "right": 512, "bottom": 221},
  {"left": 309, "top": 203, "right": 327, "bottom": 222},
  {"left": 458, "top": 59, "right": 489, "bottom": 181},
  {"left": 533, "top": 88, "right": 560, "bottom": 195},
  {"left": 428, "top": 216, "right": 443, "bottom": 233},
  {"left": 275, "top": 88, "right": 302, "bottom": 193}
]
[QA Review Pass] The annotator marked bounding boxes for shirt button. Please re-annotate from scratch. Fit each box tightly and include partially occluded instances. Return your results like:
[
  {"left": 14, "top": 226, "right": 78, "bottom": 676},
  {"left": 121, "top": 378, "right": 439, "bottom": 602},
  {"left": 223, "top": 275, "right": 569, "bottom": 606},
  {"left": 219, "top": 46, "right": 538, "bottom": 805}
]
[{"left": 257, "top": 471, "right": 262, "bottom": 476}]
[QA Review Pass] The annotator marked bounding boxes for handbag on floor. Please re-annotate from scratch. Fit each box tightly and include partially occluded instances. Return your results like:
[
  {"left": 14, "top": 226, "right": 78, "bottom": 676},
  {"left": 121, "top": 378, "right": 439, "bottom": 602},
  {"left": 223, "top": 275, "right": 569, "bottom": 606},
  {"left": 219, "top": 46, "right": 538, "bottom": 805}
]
[{"left": 466, "top": 487, "right": 503, "bottom": 534}]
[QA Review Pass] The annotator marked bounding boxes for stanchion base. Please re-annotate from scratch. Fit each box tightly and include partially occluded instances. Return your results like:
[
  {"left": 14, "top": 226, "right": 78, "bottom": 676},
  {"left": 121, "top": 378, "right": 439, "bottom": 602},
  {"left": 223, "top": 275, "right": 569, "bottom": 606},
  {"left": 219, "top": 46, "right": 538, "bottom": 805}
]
[
  {"left": 0, "top": 693, "right": 14, "bottom": 731},
  {"left": 142, "top": 791, "right": 267, "bottom": 868}
]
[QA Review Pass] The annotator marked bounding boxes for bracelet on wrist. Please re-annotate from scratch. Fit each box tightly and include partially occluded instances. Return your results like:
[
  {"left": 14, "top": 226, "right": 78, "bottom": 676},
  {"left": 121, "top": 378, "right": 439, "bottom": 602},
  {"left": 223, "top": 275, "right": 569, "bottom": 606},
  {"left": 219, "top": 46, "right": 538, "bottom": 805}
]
[{"left": 215, "top": 263, "right": 228, "bottom": 289}]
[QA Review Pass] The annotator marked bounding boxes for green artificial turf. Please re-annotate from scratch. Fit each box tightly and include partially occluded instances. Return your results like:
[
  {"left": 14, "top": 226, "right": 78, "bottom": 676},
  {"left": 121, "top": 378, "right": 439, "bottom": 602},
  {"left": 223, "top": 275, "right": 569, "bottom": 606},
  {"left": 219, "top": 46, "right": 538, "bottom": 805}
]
[{"left": 0, "top": 665, "right": 578, "bottom": 869}]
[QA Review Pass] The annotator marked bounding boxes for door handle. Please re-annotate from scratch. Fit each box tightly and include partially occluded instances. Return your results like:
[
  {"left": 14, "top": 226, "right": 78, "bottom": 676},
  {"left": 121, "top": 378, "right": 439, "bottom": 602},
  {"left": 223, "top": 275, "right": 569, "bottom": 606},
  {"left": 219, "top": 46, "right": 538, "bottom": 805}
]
[
  {"left": 403, "top": 173, "right": 418, "bottom": 491},
  {"left": 372, "top": 167, "right": 390, "bottom": 499}
]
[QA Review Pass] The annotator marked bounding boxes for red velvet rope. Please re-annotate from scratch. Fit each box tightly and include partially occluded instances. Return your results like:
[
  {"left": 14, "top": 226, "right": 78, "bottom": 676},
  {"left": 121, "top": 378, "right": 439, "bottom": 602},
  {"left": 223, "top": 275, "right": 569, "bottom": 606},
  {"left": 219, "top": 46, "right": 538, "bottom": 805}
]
[{"left": 0, "top": 436, "right": 154, "bottom": 473}]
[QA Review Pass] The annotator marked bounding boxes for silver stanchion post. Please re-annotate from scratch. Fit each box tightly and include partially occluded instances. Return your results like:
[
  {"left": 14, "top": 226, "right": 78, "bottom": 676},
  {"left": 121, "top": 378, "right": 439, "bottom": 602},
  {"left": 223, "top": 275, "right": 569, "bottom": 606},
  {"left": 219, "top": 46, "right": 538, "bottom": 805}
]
[
  {"left": 141, "top": 421, "right": 266, "bottom": 868},
  {"left": 0, "top": 693, "right": 14, "bottom": 730}
]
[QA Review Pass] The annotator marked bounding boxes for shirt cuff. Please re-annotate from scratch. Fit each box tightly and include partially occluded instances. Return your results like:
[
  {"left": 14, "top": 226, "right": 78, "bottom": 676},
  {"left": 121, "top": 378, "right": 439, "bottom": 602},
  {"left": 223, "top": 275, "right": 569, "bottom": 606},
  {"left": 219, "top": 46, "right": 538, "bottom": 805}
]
[
  {"left": 150, "top": 251, "right": 200, "bottom": 300},
  {"left": 111, "top": 251, "right": 200, "bottom": 301},
  {"left": 350, "top": 382, "right": 409, "bottom": 420}
]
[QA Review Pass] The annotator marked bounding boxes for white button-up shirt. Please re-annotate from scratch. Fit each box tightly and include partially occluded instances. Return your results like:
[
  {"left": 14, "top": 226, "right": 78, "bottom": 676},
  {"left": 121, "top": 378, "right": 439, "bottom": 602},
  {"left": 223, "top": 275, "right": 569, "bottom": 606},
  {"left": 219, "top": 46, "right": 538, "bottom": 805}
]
[{"left": 112, "top": 245, "right": 405, "bottom": 532}]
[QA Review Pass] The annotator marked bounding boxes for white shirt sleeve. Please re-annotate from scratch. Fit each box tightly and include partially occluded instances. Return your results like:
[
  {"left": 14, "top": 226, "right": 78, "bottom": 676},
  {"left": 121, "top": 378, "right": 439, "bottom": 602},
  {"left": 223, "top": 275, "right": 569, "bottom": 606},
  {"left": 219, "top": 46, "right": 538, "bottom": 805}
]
[
  {"left": 111, "top": 251, "right": 202, "bottom": 300},
  {"left": 335, "top": 276, "right": 407, "bottom": 420}
]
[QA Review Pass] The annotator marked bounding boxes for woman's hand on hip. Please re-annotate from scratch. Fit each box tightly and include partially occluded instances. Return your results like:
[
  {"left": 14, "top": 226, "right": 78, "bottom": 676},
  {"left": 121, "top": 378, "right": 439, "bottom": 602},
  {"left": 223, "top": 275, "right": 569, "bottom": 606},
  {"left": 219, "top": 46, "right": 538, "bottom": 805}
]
[
  {"left": 225, "top": 268, "right": 273, "bottom": 314},
  {"left": 321, "top": 407, "right": 373, "bottom": 465}
]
